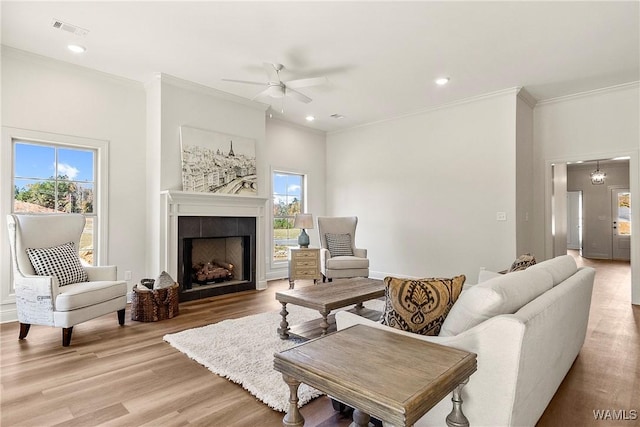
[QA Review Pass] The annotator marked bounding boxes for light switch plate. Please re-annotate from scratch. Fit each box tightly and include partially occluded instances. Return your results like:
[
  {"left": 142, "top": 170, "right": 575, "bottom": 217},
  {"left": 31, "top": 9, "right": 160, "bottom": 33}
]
[{"left": 496, "top": 212, "right": 507, "bottom": 221}]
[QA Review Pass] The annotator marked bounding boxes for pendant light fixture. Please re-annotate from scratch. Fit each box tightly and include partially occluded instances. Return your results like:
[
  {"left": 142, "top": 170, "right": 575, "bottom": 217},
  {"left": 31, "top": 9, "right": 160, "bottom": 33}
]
[{"left": 590, "top": 160, "right": 606, "bottom": 185}]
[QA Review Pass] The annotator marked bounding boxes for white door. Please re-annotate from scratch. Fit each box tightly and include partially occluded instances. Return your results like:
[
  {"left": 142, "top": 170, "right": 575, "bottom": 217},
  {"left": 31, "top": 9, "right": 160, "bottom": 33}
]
[
  {"left": 611, "top": 188, "right": 631, "bottom": 261},
  {"left": 567, "top": 191, "right": 582, "bottom": 251}
]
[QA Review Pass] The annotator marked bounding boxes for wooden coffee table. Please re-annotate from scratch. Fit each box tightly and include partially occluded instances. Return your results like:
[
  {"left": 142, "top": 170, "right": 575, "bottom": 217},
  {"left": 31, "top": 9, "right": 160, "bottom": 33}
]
[
  {"left": 275, "top": 277, "right": 384, "bottom": 340},
  {"left": 274, "top": 324, "right": 477, "bottom": 427}
]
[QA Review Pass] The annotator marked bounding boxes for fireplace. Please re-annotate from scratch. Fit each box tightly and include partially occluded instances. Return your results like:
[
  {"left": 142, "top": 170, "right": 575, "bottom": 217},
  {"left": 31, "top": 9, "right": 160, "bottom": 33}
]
[
  {"left": 177, "top": 216, "right": 256, "bottom": 301},
  {"left": 159, "top": 190, "right": 268, "bottom": 300}
]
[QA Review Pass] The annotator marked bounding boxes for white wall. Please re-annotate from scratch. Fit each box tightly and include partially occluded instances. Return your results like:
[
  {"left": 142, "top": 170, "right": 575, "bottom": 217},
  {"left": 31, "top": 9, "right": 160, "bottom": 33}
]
[
  {"left": 0, "top": 48, "right": 147, "bottom": 320},
  {"left": 533, "top": 82, "right": 640, "bottom": 304},
  {"left": 326, "top": 90, "right": 519, "bottom": 282},
  {"left": 265, "top": 119, "right": 327, "bottom": 278}
]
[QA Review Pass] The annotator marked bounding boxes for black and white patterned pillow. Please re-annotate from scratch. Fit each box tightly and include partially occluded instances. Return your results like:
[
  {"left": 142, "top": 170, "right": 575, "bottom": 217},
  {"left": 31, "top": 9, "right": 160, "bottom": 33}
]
[
  {"left": 26, "top": 242, "right": 88, "bottom": 286},
  {"left": 325, "top": 233, "right": 353, "bottom": 257}
]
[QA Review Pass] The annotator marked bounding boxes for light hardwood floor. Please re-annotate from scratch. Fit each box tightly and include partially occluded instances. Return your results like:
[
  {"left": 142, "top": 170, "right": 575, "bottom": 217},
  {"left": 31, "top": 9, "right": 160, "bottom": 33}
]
[{"left": 1, "top": 255, "right": 637, "bottom": 426}]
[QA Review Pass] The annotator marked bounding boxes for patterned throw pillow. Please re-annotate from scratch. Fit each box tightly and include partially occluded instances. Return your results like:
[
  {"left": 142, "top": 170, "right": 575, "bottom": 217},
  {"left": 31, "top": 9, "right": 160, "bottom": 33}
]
[
  {"left": 508, "top": 253, "right": 537, "bottom": 272},
  {"left": 26, "top": 242, "right": 88, "bottom": 286},
  {"left": 381, "top": 275, "right": 466, "bottom": 336},
  {"left": 325, "top": 233, "right": 353, "bottom": 257}
]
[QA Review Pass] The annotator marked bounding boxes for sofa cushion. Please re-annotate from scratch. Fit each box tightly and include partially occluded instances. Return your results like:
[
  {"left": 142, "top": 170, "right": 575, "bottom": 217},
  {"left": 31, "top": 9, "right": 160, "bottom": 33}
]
[
  {"left": 439, "top": 268, "right": 553, "bottom": 337},
  {"left": 326, "top": 256, "right": 369, "bottom": 270},
  {"left": 381, "top": 275, "right": 465, "bottom": 336},
  {"left": 26, "top": 242, "right": 88, "bottom": 286},
  {"left": 325, "top": 233, "right": 353, "bottom": 257},
  {"left": 526, "top": 255, "right": 577, "bottom": 286},
  {"left": 508, "top": 253, "right": 537, "bottom": 272},
  {"left": 55, "top": 280, "right": 127, "bottom": 311}
]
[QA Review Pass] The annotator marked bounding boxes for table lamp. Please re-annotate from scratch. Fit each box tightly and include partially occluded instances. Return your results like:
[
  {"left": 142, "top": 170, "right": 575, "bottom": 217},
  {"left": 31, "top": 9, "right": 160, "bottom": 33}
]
[{"left": 293, "top": 213, "right": 314, "bottom": 248}]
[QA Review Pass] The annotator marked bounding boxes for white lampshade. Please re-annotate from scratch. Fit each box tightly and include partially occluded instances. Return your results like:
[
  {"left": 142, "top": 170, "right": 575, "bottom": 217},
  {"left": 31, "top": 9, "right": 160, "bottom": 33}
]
[{"left": 293, "top": 213, "right": 314, "bottom": 229}]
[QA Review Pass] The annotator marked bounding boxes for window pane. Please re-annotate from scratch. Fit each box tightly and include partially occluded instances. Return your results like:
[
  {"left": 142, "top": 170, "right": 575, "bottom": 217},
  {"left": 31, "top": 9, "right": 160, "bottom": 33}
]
[
  {"left": 273, "top": 218, "right": 300, "bottom": 261},
  {"left": 79, "top": 217, "right": 94, "bottom": 265},
  {"left": 14, "top": 143, "right": 55, "bottom": 179},
  {"left": 14, "top": 178, "right": 57, "bottom": 212},
  {"left": 58, "top": 148, "right": 94, "bottom": 182},
  {"left": 617, "top": 192, "right": 631, "bottom": 236},
  {"left": 56, "top": 182, "right": 94, "bottom": 213}
]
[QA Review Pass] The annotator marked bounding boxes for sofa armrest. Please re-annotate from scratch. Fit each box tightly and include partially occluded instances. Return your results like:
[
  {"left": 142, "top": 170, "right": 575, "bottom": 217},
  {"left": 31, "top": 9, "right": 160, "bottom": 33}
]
[
  {"left": 84, "top": 265, "right": 118, "bottom": 281},
  {"left": 353, "top": 247, "right": 367, "bottom": 258}
]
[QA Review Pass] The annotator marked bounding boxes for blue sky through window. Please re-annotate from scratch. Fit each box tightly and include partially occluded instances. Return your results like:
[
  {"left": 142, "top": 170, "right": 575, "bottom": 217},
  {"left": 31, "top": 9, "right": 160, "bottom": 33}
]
[
  {"left": 273, "top": 172, "right": 302, "bottom": 206},
  {"left": 14, "top": 142, "right": 95, "bottom": 189}
]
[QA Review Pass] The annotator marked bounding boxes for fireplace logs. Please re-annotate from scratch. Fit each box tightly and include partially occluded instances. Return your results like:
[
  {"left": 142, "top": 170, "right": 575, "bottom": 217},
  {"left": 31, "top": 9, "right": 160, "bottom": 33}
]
[{"left": 193, "top": 259, "right": 234, "bottom": 284}]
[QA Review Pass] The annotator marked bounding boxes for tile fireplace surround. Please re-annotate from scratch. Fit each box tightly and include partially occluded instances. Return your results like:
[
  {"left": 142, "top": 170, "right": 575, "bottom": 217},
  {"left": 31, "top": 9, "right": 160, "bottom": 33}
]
[{"left": 160, "top": 190, "right": 269, "bottom": 298}]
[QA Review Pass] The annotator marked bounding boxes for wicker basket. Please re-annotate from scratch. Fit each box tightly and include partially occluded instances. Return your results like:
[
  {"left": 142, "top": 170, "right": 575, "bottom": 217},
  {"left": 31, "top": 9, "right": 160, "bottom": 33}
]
[{"left": 131, "top": 283, "right": 180, "bottom": 322}]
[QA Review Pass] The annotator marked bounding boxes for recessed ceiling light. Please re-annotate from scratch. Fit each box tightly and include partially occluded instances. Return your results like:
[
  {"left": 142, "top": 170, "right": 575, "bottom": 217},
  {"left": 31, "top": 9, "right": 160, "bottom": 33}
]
[
  {"left": 435, "top": 77, "right": 450, "bottom": 86},
  {"left": 305, "top": 115, "right": 315, "bottom": 122},
  {"left": 67, "top": 44, "right": 86, "bottom": 53}
]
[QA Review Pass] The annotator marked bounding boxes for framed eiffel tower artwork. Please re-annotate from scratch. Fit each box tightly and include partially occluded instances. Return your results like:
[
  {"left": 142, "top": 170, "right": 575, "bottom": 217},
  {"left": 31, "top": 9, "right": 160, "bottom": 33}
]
[{"left": 180, "top": 126, "right": 257, "bottom": 196}]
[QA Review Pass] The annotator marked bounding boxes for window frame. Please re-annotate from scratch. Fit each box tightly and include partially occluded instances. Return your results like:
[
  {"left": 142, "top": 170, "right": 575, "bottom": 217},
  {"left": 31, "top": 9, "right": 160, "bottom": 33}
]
[
  {"left": 1, "top": 127, "right": 110, "bottom": 270},
  {"left": 271, "top": 168, "right": 308, "bottom": 266}
]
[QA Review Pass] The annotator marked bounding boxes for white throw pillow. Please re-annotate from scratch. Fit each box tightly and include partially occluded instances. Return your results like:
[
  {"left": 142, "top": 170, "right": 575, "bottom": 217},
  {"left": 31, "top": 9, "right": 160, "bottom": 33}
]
[
  {"left": 154, "top": 271, "right": 176, "bottom": 289},
  {"left": 439, "top": 268, "right": 553, "bottom": 337}
]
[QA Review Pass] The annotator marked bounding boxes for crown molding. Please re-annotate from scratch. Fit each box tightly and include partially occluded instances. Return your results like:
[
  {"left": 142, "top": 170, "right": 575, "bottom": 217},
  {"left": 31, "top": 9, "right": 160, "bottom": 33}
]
[
  {"left": 156, "top": 73, "right": 270, "bottom": 112},
  {"left": 536, "top": 81, "right": 640, "bottom": 107},
  {"left": 1, "top": 45, "right": 144, "bottom": 90},
  {"left": 328, "top": 87, "right": 521, "bottom": 136},
  {"left": 517, "top": 87, "right": 538, "bottom": 109}
]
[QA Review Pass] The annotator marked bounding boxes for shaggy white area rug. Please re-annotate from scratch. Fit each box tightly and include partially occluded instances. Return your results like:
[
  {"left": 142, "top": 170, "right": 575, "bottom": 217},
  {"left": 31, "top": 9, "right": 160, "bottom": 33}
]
[{"left": 163, "top": 299, "right": 384, "bottom": 412}]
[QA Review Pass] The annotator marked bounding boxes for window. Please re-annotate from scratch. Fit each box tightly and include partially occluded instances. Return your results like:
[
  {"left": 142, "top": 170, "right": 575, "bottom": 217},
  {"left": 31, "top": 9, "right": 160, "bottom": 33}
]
[
  {"left": 273, "top": 171, "right": 305, "bottom": 261},
  {"left": 13, "top": 140, "right": 97, "bottom": 265}
]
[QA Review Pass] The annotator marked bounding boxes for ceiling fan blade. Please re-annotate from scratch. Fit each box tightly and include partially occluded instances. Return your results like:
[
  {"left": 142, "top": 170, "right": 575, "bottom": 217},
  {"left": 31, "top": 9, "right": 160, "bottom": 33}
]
[
  {"left": 262, "top": 62, "right": 281, "bottom": 82},
  {"left": 285, "top": 88, "right": 312, "bottom": 104},
  {"left": 285, "top": 76, "right": 328, "bottom": 89},
  {"left": 222, "top": 78, "right": 266, "bottom": 87}
]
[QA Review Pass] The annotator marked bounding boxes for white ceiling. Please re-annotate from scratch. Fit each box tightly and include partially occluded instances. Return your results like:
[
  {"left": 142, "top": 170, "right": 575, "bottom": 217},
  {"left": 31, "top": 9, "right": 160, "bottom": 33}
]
[{"left": 2, "top": 1, "right": 638, "bottom": 132}]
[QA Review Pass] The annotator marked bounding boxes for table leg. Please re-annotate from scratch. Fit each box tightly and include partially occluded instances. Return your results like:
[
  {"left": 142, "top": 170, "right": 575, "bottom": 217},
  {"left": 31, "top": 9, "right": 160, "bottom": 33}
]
[
  {"left": 289, "top": 279, "right": 295, "bottom": 289},
  {"left": 279, "top": 302, "right": 290, "bottom": 340},
  {"left": 282, "top": 374, "right": 304, "bottom": 427},
  {"left": 350, "top": 408, "right": 371, "bottom": 427},
  {"left": 354, "top": 302, "right": 364, "bottom": 314},
  {"left": 319, "top": 309, "right": 330, "bottom": 336},
  {"left": 446, "top": 378, "right": 470, "bottom": 427}
]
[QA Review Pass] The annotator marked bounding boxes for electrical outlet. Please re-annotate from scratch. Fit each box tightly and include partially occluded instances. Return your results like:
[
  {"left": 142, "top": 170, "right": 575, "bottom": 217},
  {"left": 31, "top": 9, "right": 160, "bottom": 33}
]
[
  {"left": 124, "top": 271, "right": 132, "bottom": 281},
  {"left": 496, "top": 212, "right": 507, "bottom": 221}
]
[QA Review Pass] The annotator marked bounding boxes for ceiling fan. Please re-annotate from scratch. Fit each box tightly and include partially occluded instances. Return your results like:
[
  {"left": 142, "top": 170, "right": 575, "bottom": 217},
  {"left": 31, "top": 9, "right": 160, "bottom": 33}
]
[{"left": 222, "top": 63, "right": 328, "bottom": 110}]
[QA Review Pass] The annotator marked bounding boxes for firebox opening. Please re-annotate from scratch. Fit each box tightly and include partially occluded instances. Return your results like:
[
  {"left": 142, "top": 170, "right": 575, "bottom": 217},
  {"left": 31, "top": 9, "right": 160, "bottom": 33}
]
[{"left": 182, "top": 236, "right": 251, "bottom": 292}]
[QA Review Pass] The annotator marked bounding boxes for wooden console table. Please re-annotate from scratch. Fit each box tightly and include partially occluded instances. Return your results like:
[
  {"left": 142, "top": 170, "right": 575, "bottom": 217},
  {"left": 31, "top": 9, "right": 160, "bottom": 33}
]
[
  {"left": 288, "top": 247, "right": 321, "bottom": 289},
  {"left": 274, "top": 324, "right": 477, "bottom": 427}
]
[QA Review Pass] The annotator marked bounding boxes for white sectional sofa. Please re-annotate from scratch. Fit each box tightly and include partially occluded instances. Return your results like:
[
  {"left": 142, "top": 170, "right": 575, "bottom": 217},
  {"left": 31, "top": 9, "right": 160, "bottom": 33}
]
[{"left": 335, "top": 255, "right": 595, "bottom": 427}]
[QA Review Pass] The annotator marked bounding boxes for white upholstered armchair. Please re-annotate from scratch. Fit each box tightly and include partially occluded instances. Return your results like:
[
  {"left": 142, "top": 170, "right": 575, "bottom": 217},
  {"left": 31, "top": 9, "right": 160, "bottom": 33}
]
[
  {"left": 317, "top": 216, "right": 369, "bottom": 282},
  {"left": 7, "top": 214, "right": 127, "bottom": 346}
]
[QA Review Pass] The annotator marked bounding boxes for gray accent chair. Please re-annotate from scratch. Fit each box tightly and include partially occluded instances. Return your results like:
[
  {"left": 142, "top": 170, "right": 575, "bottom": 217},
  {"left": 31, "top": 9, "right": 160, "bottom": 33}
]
[
  {"left": 7, "top": 213, "right": 127, "bottom": 346},
  {"left": 317, "top": 216, "right": 369, "bottom": 282}
]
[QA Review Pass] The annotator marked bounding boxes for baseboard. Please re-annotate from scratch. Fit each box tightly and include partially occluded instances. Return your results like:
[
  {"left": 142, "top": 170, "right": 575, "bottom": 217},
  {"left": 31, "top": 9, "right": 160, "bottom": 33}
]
[{"left": 0, "top": 304, "right": 18, "bottom": 323}]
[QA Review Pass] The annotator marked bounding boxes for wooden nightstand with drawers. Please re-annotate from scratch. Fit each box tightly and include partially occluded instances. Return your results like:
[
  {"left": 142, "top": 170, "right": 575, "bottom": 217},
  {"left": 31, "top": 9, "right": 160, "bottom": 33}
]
[{"left": 288, "top": 248, "right": 321, "bottom": 289}]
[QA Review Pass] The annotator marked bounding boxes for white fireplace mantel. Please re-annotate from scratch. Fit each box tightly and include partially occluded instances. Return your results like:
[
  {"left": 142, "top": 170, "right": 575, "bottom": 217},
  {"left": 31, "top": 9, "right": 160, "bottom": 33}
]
[{"left": 160, "top": 190, "right": 269, "bottom": 290}]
